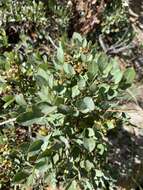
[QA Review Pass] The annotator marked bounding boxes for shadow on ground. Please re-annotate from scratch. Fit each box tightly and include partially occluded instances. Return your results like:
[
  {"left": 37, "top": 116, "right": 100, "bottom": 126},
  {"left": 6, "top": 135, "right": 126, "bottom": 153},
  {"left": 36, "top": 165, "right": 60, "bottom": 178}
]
[{"left": 107, "top": 86, "right": 143, "bottom": 189}]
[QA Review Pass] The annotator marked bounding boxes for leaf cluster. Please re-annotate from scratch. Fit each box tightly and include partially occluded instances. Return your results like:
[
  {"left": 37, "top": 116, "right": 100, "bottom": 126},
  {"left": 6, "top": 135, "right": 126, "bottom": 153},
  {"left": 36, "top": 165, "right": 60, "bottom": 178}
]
[
  {"left": 0, "top": 0, "right": 136, "bottom": 189},
  {"left": 2, "top": 33, "right": 135, "bottom": 189}
]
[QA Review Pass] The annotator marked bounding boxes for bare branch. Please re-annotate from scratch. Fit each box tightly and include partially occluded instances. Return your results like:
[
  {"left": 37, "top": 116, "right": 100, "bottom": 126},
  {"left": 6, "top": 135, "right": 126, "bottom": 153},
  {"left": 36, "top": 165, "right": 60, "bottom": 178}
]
[
  {"left": 99, "top": 35, "right": 108, "bottom": 52},
  {"left": 0, "top": 118, "right": 16, "bottom": 126}
]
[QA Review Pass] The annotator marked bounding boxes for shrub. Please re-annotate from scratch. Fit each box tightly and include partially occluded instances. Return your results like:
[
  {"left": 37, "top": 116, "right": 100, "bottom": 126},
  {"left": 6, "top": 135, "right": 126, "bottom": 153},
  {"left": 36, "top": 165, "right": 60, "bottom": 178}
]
[
  {"left": 4, "top": 33, "right": 135, "bottom": 189},
  {"left": 0, "top": 1, "right": 136, "bottom": 189}
]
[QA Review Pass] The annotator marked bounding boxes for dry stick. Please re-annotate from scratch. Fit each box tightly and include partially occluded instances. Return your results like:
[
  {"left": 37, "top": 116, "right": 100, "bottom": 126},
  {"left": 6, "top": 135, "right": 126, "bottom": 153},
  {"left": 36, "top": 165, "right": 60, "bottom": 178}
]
[
  {"left": 0, "top": 118, "right": 16, "bottom": 126},
  {"left": 99, "top": 34, "right": 135, "bottom": 55},
  {"left": 107, "top": 44, "right": 135, "bottom": 55},
  {"left": 48, "top": 35, "right": 58, "bottom": 49},
  {"left": 99, "top": 34, "right": 108, "bottom": 52},
  {"left": 106, "top": 108, "right": 143, "bottom": 113}
]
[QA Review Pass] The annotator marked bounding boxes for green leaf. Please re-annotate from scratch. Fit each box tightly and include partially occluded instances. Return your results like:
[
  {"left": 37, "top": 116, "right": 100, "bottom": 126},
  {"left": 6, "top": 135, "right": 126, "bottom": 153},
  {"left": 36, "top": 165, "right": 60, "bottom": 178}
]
[
  {"left": 119, "top": 68, "right": 136, "bottom": 90},
  {"left": 123, "top": 67, "right": 136, "bottom": 84},
  {"left": 37, "top": 102, "right": 57, "bottom": 115},
  {"left": 80, "top": 160, "right": 84, "bottom": 168},
  {"left": 72, "top": 85, "right": 80, "bottom": 98},
  {"left": 85, "top": 128, "right": 95, "bottom": 137},
  {"left": 57, "top": 43, "right": 64, "bottom": 63},
  {"left": 103, "top": 61, "right": 113, "bottom": 76},
  {"left": 107, "top": 89, "right": 117, "bottom": 100},
  {"left": 38, "top": 149, "right": 52, "bottom": 158},
  {"left": 95, "top": 169, "right": 103, "bottom": 177},
  {"left": 53, "top": 153, "right": 59, "bottom": 164},
  {"left": 106, "top": 120, "right": 115, "bottom": 130},
  {"left": 58, "top": 104, "right": 72, "bottom": 114},
  {"left": 15, "top": 94, "right": 27, "bottom": 106},
  {"left": 13, "top": 171, "right": 29, "bottom": 183},
  {"left": 82, "top": 38, "right": 87, "bottom": 48},
  {"left": 36, "top": 68, "right": 49, "bottom": 83},
  {"left": 59, "top": 136, "right": 69, "bottom": 148},
  {"left": 85, "top": 160, "right": 94, "bottom": 171},
  {"left": 63, "top": 63, "right": 75, "bottom": 76},
  {"left": 2, "top": 95, "right": 15, "bottom": 109},
  {"left": 83, "top": 180, "right": 93, "bottom": 190},
  {"left": 0, "top": 75, "right": 6, "bottom": 83},
  {"left": 110, "top": 59, "right": 123, "bottom": 84},
  {"left": 77, "top": 76, "right": 86, "bottom": 90},
  {"left": 89, "top": 80, "right": 98, "bottom": 92},
  {"left": 27, "top": 174, "right": 34, "bottom": 187},
  {"left": 97, "top": 144, "right": 105, "bottom": 155},
  {"left": 99, "top": 83, "right": 110, "bottom": 93},
  {"left": 19, "top": 142, "right": 30, "bottom": 153},
  {"left": 78, "top": 97, "right": 95, "bottom": 113},
  {"left": 38, "top": 86, "right": 55, "bottom": 103},
  {"left": 112, "top": 69, "right": 123, "bottom": 84},
  {"left": 36, "top": 68, "right": 54, "bottom": 88},
  {"left": 97, "top": 53, "right": 108, "bottom": 73},
  {"left": 86, "top": 54, "right": 93, "bottom": 62},
  {"left": 46, "top": 171, "right": 57, "bottom": 189},
  {"left": 83, "top": 138, "right": 96, "bottom": 152},
  {"left": 88, "top": 60, "right": 98, "bottom": 78},
  {"left": 35, "top": 160, "right": 47, "bottom": 169},
  {"left": 74, "top": 139, "right": 83, "bottom": 146},
  {"left": 16, "top": 109, "right": 43, "bottom": 126},
  {"left": 68, "top": 180, "right": 78, "bottom": 190},
  {"left": 28, "top": 140, "right": 43, "bottom": 152},
  {"left": 72, "top": 32, "right": 83, "bottom": 43}
]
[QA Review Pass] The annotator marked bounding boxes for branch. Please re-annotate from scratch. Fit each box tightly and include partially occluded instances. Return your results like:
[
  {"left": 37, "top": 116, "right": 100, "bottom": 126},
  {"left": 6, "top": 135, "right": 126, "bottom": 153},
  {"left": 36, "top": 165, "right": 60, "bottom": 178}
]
[
  {"left": 106, "top": 108, "right": 143, "bottom": 113},
  {"left": 0, "top": 118, "right": 16, "bottom": 126},
  {"left": 107, "top": 44, "right": 135, "bottom": 55},
  {"left": 99, "top": 35, "right": 108, "bottom": 52},
  {"left": 47, "top": 35, "right": 58, "bottom": 49},
  {"left": 99, "top": 35, "right": 135, "bottom": 55}
]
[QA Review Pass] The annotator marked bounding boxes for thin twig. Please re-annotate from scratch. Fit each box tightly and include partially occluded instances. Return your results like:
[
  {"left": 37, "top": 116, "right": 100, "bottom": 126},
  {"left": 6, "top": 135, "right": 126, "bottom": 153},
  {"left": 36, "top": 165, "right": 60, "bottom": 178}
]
[
  {"left": 0, "top": 118, "right": 16, "bottom": 126},
  {"left": 48, "top": 35, "right": 58, "bottom": 49},
  {"left": 106, "top": 108, "right": 143, "bottom": 113},
  {"left": 99, "top": 33, "right": 135, "bottom": 55},
  {"left": 99, "top": 34, "right": 108, "bottom": 52},
  {"left": 107, "top": 44, "right": 134, "bottom": 55}
]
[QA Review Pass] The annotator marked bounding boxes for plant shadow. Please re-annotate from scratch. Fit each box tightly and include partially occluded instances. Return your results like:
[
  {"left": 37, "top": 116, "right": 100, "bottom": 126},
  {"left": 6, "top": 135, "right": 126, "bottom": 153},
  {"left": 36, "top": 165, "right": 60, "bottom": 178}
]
[{"left": 107, "top": 124, "right": 143, "bottom": 189}]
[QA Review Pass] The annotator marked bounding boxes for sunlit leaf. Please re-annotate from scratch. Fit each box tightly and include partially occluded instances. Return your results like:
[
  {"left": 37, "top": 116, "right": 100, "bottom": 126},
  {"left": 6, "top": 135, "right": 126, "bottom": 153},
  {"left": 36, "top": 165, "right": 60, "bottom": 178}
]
[
  {"left": 77, "top": 97, "right": 95, "bottom": 113},
  {"left": 63, "top": 63, "right": 75, "bottom": 76},
  {"left": 15, "top": 94, "right": 27, "bottom": 106},
  {"left": 95, "top": 169, "right": 103, "bottom": 177},
  {"left": 68, "top": 180, "right": 78, "bottom": 190},
  {"left": 83, "top": 137, "right": 96, "bottom": 152},
  {"left": 37, "top": 102, "right": 57, "bottom": 115},
  {"left": 57, "top": 43, "right": 64, "bottom": 63},
  {"left": 72, "top": 85, "right": 80, "bottom": 98},
  {"left": 88, "top": 59, "right": 98, "bottom": 78},
  {"left": 123, "top": 67, "right": 136, "bottom": 84},
  {"left": 97, "top": 144, "right": 105, "bottom": 155},
  {"left": 72, "top": 32, "right": 83, "bottom": 43}
]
